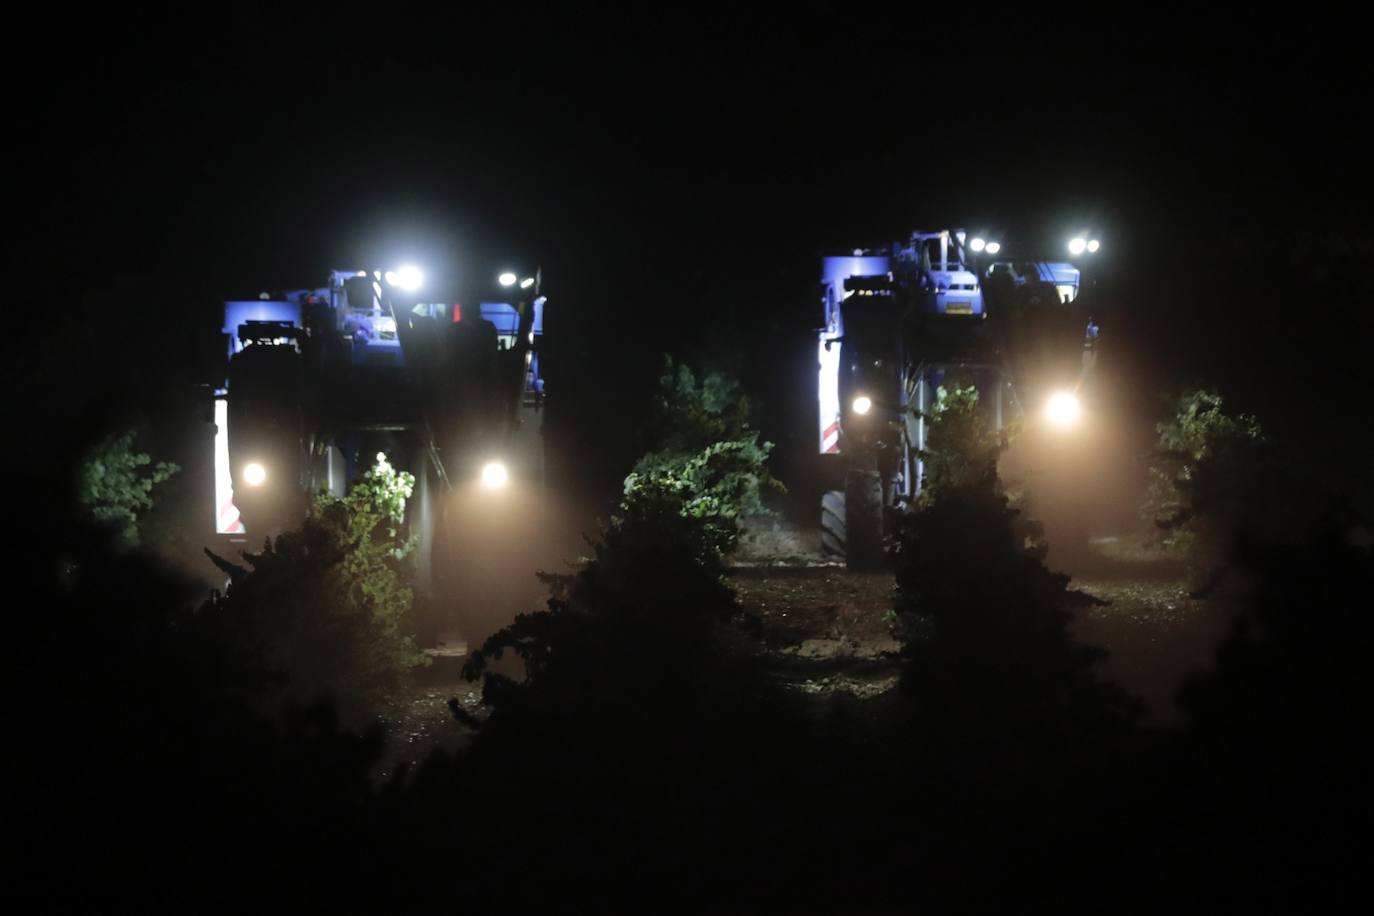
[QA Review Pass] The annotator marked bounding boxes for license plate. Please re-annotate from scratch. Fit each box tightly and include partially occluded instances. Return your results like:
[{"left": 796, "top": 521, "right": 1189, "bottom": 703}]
[{"left": 945, "top": 301, "right": 973, "bottom": 315}]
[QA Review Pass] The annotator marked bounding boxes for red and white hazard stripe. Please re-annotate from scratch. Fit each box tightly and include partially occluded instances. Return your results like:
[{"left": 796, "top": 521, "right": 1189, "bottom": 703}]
[
  {"left": 822, "top": 419, "right": 841, "bottom": 454},
  {"left": 219, "top": 499, "right": 244, "bottom": 534},
  {"left": 213, "top": 398, "right": 245, "bottom": 534}
]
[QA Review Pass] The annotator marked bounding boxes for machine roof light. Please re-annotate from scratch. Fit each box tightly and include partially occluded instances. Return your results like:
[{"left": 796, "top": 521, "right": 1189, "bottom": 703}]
[
  {"left": 970, "top": 237, "right": 986, "bottom": 252},
  {"left": 985, "top": 241, "right": 1001, "bottom": 254},
  {"left": 498, "top": 272, "right": 518, "bottom": 287},
  {"left": 392, "top": 265, "right": 423, "bottom": 291}
]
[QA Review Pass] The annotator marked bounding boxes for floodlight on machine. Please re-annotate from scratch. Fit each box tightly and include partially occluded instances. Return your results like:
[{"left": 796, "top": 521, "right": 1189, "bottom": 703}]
[
  {"left": 1046, "top": 392, "right": 1082, "bottom": 427},
  {"left": 481, "top": 461, "right": 510, "bottom": 489},
  {"left": 390, "top": 265, "right": 423, "bottom": 291}
]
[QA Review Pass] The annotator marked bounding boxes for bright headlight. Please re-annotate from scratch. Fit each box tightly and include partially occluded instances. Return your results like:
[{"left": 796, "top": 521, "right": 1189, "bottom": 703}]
[
  {"left": 1068, "top": 238, "right": 1088, "bottom": 256},
  {"left": 393, "top": 265, "right": 424, "bottom": 291},
  {"left": 1045, "top": 392, "right": 1082, "bottom": 427},
  {"left": 852, "top": 395, "right": 872, "bottom": 415},
  {"left": 480, "top": 461, "right": 510, "bottom": 489},
  {"left": 243, "top": 462, "right": 267, "bottom": 486},
  {"left": 970, "top": 237, "right": 986, "bottom": 252}
]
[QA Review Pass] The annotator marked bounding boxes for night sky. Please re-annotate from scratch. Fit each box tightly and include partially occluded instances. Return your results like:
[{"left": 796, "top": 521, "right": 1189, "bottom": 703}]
[
  {"left": 12, "top": 16, "right": 1374, "bottom": 910},
  {"left": 14, "top": 9, "right": 1371, "bottom": 504}
]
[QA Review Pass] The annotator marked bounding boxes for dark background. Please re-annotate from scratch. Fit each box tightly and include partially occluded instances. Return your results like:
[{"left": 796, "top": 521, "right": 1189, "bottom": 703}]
[
  {"left": 11, "top": 8, "right": 1371, "bottom": 524},
  {"left": 7, "top": 13, "right": 1373, "bottom": 911}
]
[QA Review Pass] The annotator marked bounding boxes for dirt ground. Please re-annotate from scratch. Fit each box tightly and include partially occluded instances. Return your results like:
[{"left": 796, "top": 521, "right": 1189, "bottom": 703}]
[
  {"left": 373, "top": 656, "right": 483, "bottom": 781},
  {"left": 729, "top": 565, "right": 901, "bottom": 698},
  {"left": 377, "top": 526, "right": 1231, "bottom": 777},
  {"left": 1065, "top": 534, "right": 1234, "bottom": 725}
]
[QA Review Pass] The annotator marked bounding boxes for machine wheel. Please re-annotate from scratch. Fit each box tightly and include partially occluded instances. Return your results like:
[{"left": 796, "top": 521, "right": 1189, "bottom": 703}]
[
  {"left": 418, "top": 496, "right": 454, "bottom": 649},
  {"left": 821, "top": 462, "right": 887, "bottom": 567},
  {"left": 821, "top": 490, "right": 846, "bottom": 558},
  {"left": 844, "top": 459, "right": 886, "bottom": 569}
]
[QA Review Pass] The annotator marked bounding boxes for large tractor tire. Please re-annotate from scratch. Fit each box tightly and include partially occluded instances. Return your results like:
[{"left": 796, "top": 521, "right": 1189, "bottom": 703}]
[
  {"left": 821, "top": 490, "right": 846, "bottom": 558},
  {"left": 844, "top": 459, "right": 886, "bottom": 569},
  {"left": 820, "top": 460, "right": 887, "bottom": 568}
]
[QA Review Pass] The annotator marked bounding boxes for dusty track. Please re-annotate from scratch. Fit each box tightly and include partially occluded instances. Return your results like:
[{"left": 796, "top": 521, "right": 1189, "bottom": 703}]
[{"left": 377, "top": 532, "right": 1230, "bottom": 778}]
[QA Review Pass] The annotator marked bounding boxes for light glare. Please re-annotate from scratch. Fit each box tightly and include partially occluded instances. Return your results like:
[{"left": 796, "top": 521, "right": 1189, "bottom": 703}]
[
  {"left": 520, "top": 277, "right": 535, "bottom": 289},
  {"left": 1068, "top": 238, "right": 1088, "bottom": 256},
  {"left": 852, "top": 395, "right": 872, "bottom": 415},
  {"left": 970, "top": 237, "right": 986, "bottom": 252},
  {"left": 243, "top": 462, "right": 267, "bottom": 486},
  {"left": 985, "top": 241, "right": 1001, "bottom": 254},
  {"left": 393, "top": 265, "right": 423, "bottom": 291},
  {"left": 1046, "top": 392, "right": 1082, "bottom": 427},
  {"left": 498, "top": 272, "right": 517, "bottom": 287},
  {"left": 1087, "top": 239, "right": 1100, "bottom": 253},
  {"left": 481, "top": 461, "right": 510, "bottom": 489}
]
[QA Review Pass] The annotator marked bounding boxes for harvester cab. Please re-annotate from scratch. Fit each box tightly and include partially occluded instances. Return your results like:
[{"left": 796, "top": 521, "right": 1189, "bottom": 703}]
[
  {"left": 902, "top": 229, "right": 985, "bottom": 317},
  {"left": 210, "top": 265, "right": 547, "bottom": 625},
  {"left": 817, "top": 228, "right": 1096, "bottom": 566}
]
